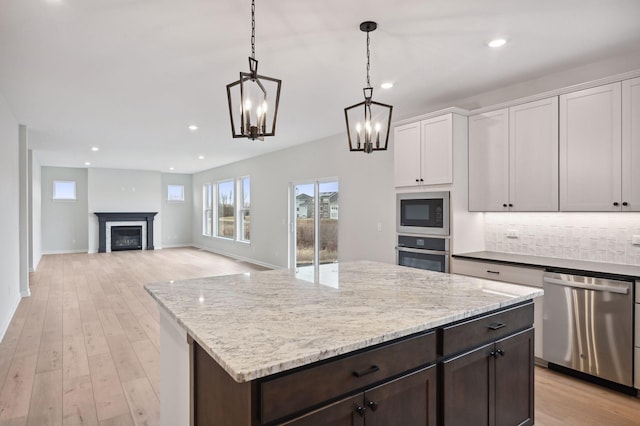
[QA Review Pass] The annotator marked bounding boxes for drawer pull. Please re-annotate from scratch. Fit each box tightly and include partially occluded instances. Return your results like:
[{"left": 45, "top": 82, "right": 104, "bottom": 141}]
[
  {"left": 352, "top": 365, "right": 380, "bottom": 378},
  {"left": 355, "top": 406, "right": 366, "bottom": 417},
  {"left": 486, "top": 270, "right": 500, "bottom": 274},
  {"left": 367, "top": 400, "right": 379, "bottom": 411},
  {"left": 496, "top": 349, "right": 505, "bottom": 356},
  {"left": 487, "top": 322, "right": 506, "bottom": 331}
]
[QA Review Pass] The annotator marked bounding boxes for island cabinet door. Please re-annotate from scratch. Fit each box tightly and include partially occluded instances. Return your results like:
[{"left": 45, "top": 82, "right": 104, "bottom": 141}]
[
  {"left": 442, "top": 341, "right": 494, "bottom": 426},
  {"left": 279, "top": 394, "right": 365, "bottom": 426},
  {"left": 494, "top": 328, "right": 534, "bottom": 426},
  {"left": 364, "top": 364, "right": 437, "bottom": 426}
]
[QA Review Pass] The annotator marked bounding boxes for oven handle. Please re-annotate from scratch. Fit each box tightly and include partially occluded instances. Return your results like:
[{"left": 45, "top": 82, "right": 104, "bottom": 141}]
[{"left": 395, "top": 246, "right": 449, "bottom": 256}]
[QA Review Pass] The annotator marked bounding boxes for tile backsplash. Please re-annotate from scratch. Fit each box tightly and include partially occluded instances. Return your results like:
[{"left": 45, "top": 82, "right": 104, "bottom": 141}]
[{"left": 484, "top": 213, "right": 640, "bottom": 266}]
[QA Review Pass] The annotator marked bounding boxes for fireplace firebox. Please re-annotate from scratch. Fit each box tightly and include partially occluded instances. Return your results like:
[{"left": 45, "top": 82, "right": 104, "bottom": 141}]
[{"left": 111, "top": 226, "right": 143, "bottom": 251}]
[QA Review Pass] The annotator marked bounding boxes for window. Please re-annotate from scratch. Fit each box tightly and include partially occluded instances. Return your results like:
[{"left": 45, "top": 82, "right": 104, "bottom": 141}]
[
  {"left": 167, "top": 184, "right": 185, "bottom": 202},
  {"left": 202, "top": 183, "right": 213, "bottom": 236},
  {"left": 238, "top": 177, "right": 250, "bottom": 242},
  {"left": 217, "top": 180, "right": 235, "bottom": 238},
  {"left": 53, "top": 180, "right": 76, "bottom": 200}
]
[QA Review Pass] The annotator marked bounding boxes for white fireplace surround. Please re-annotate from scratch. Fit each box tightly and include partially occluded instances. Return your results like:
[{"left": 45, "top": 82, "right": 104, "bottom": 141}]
[{"left": 106, "top": 221, "right": 147, "bottom": 252}]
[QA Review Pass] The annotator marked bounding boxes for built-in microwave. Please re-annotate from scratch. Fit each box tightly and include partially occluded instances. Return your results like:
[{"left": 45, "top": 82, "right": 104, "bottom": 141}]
[{"left": 396, "top": 191, "right": 450, "bottom": 236}]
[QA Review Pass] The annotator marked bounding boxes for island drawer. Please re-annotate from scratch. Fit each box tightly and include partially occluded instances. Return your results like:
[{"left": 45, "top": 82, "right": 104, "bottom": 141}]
[
  {"left": 259, "top": 331, "right": 436, "bottom": 424},
  {"left": 439, "top": 302, "right": 533, "bottom": 357}
]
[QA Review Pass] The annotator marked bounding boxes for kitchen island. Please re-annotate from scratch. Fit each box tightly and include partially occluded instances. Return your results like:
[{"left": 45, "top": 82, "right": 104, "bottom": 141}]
[{"left": 145, "top": 261, "right": 543, "bottom": 426}]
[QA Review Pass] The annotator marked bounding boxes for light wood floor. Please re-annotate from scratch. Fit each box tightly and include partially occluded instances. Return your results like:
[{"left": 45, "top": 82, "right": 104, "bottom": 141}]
[{"left": 0, "top": 248, "right": 639, "bottom": 425}]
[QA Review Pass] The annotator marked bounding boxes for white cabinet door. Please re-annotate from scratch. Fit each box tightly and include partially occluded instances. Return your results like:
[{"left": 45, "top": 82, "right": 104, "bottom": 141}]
[
  {"left": 394, "top": 122, "right": 422, "bottom": 187},
  {"left": 560, "top": 83, "right": 622, "bottom": 211},
  {"left": 509, "top": 97, "right": 559, "bottom": 211},
  {"left": 468, "top": 109, "right": 509, "bottom": 211},
  {"left": 421, "top": 114, "right": 453, "bottom": 185},
  {"left": 622, "top": 77, "right": 640, "bottom": 212}
]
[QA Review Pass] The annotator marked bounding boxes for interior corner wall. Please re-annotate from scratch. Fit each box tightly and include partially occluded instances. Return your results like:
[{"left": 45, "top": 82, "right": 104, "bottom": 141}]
[
  {"left": 41, "top": 167, "right": 89, "bottom": 254},
  {"left": 0, "top": 93, "right": 21, "bottom": 342},
  {"left": 29, "top": 150, "right": 42, "bottom": 271},
  {"left": 18, "top": 125, "right": 29, "bottom": 297},
  {"left": 161, "top": 173, "right": 193, "bottom": 248},
  {"left": 192, "top": 133, "right": 396, "bottom": 269},
  {"left": 87, "top": 168, "right": 162, "bottom": 252}
]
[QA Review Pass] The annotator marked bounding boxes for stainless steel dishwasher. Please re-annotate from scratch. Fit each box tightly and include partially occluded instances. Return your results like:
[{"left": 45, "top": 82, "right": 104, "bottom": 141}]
[{"left": 543, "top": 271, "right": 634, "bottom": 387}]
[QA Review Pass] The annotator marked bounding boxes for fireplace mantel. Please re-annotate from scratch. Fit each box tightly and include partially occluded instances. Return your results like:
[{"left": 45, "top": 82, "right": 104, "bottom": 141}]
[{"left": 95, "top": 212, "right": 158, "bottom": 253}]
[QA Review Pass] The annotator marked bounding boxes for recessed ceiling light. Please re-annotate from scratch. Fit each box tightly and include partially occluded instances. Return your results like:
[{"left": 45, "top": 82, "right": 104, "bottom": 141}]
[
  {"left": 380, "top": 82, "right": 394, "bottom": 89},
  {"left": 488, "top": 39, "right": 507, "bottom": 48},
  {"left": 198, "top": 155, "right": 204, "bottom": 160},
  {"left": 91, "top": 146, "right": 99, "bottom": 152},
  {"left": 188, "top": 125, "right": 199, "bottom": 131},
  {"left": 169, "top": 166, "right": 175, "bottom": 171},
  {"left": 84, "top": 162, "right": 91, "bottom": 166}
]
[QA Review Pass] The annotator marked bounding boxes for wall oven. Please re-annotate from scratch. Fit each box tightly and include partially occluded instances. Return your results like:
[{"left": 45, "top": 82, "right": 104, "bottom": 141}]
[
  {"left": 396, "top": 235, "right": 449, "bottom": 273},
  {"left": 397, "top": 191, "right": 450, "bottom": 236}
]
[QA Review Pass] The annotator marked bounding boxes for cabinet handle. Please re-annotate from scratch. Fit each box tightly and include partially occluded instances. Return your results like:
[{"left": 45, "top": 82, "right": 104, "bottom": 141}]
[
  {"left": 352, "top": 365, "right": 380, "bottom": 378},
  {"left": 496, "top": 349, "right": 505, "bottom": 356},
  {"left": 623, "top": 202, "right": 629, "bottom": 206},
  {"left": 355, "top": 406, "right": 367, "bottom": 417},
  {"left": 613, "top": 202, "right": 619, "bottom": 206},
  {"left": 508, "top": 203, "right": 513, "bottom": 207},
  {"left": 489, "top": 350, "right": 497, "bottom": 359},
  {"left": 420, "top": 178, "right": 424, "bottom": 182},
  {"left": 502, "top": 203, "right": 508, "bottom": 208},
  {"left": 415, "top": 179, "right": 419, "bottom": 183},
  {"left": 487, "top": 322, "right": 506, "bottom": 330},
  {"left": 486, "top": 270, "right": 500, "bottom": 275},
  {"left": 367, "top": 400, "right": 379, "bottom": 412}
]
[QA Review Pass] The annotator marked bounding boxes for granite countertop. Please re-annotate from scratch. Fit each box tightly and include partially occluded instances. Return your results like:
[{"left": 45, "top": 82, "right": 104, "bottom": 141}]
[
  {"left": 453, "top": 251, "right": 640, "bottom": 279},
  {"left": 144, "top": 261, "right": 542, "bottom": 383}
]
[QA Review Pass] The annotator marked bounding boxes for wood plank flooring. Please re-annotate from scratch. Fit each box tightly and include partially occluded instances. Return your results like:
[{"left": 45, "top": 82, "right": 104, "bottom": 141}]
[{"left": 0, "top": 247, "right": 639, "bottom": 425}]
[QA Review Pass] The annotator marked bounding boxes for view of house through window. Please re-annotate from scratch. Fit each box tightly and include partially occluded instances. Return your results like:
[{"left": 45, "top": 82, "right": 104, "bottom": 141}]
[
  {"left": 167, "top": 184, "right": 184, "bottom": 201},
  {"left": 217, "top": 180, "right": 235, "bottom": 238},
  {"left": 292, "top": 180, "right": 338, "bottom": 267},
  {"left": 238, "top": 177, "right": 251, "bottom": 242},
  {"left": 53, "top": 180, "right": 77, "bottom": 200},
  {"left": 202, "top": 183, "right": 213, "bottom": 236}
]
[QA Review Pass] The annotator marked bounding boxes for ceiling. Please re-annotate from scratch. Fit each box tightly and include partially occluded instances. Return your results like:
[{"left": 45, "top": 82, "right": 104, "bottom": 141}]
[{"left": 1, "top": 0, "right": 639, "bottom": 174}]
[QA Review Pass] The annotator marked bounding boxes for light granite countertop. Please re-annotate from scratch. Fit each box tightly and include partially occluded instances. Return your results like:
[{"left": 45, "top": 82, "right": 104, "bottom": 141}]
[{"left": 144, "top": 261, "right": 543, "bottom": 383}]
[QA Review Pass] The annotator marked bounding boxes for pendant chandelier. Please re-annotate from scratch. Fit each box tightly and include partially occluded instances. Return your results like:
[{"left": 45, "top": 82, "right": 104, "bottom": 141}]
[
  {"left": 344, "top": 21, "right": 393, "bottom": 153},
  {"left": 226, "top": 0, "right": 282, "bottom": 141}
]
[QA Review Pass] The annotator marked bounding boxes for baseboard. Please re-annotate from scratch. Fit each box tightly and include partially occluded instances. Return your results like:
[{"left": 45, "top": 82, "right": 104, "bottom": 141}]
[
  {"left": 20, "top": 288, "right": 31, "bottom": 297},
  {"left": 42, "top": 249, "right": 89, "bottom": 255},
  {"left": 0, "top": 294, "right": 21, "bottom": 345},
  {"left": 161, "top": 244, "right": 194, "bottom": 249},
  {"left": 193, "top": 244, "right": 280, "bottom": 270}
]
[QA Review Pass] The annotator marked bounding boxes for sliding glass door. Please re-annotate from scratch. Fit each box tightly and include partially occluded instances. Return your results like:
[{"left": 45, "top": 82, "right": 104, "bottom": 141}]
[{"left": 291, "top": 180, "right": 339, "bottom": 268}]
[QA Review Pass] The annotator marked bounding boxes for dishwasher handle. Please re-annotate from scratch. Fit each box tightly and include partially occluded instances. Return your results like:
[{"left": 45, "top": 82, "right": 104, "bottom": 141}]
[{"left": 543, "top": 276, "right": 629, "bottom": 295}]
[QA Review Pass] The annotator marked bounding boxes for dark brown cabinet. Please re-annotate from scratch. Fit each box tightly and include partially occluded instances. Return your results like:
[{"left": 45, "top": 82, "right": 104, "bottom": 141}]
[
  {"left": 442, "top": 328, "right": 534, "bottom": 426},
  {"left": 282, "top": 365, "right": 437, "bottom": 426}
]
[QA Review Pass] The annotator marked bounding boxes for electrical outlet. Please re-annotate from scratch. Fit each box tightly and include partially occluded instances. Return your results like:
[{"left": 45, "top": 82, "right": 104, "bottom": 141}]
[
  {"left": 506, "top": 229, "right": 519, "bottom": 239},
  {"left": 632, "top": 235, "right": 640, "bottom": 245}
]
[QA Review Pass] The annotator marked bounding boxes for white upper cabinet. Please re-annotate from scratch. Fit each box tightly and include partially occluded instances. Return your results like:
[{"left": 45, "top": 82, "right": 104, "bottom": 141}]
[
  {"left": 394, "top": 114, "right": 453, "bottom": 187},
  {"left": 622, "top": 77, "right": 640, "bottom": 212},
  {"left": 560, "top": 83, "right": 622, "bottom": 211},
  {"left": 469, "top": 98, "right": 559, "bottom": 212},
  {"left": 393, "top": 122, "right": 422, "bottom": 187},
  {"left": 509, "top": 97, "right": 559, "bottom": 211},
  {"left": 468, "top": 109, "right": 509, "bottom": 211}
]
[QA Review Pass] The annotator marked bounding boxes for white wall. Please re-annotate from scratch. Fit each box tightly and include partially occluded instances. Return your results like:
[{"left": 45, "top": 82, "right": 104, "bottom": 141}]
[
  {"left": 41, "top": 167, "right": 89, "bottom": 253},
  {"left": 87, "top": 168, "right": 162, "bottom": 252},
  {"left": 0, "top": 93, "right": 21, "bottom": 342},
  {"left": 161, "top": 173, "right": 193, "bottom": 247},
  {"left": 193, "top": 133, "right": 396, "bottom": 269},
  {"left": 29, "top": 150, "right": 42, "bottom": 271}
]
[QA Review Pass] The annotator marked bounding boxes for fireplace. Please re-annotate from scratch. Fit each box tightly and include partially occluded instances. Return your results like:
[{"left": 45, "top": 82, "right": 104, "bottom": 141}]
[
  {"left": 94, "top": 212, "right": 158, "bottom": 253},
  {"left": 111, "top": 226, "right": 143, "bottom": 251}
]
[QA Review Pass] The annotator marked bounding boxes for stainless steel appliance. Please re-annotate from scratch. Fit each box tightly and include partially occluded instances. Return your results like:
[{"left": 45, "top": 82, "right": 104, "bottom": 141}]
[
  {"left": 396, "top": 235, "right": 449, "bottom": 273},
  {"left": 397, "top": 191, "right": 450, "bottom": 236},
  {"left": 543, "top": 271, "right": 634, "bottom": 387}
]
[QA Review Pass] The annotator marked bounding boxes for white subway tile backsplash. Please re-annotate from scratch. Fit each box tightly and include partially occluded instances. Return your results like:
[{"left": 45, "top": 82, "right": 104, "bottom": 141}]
[{"left": 484, "top": 213, "right": 640, "bottom": 266}]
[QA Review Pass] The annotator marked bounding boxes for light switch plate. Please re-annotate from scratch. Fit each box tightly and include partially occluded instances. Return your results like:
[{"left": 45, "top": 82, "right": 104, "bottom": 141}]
[{"left": 632, "top": 235, "right": 640, "bottom": 245}]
